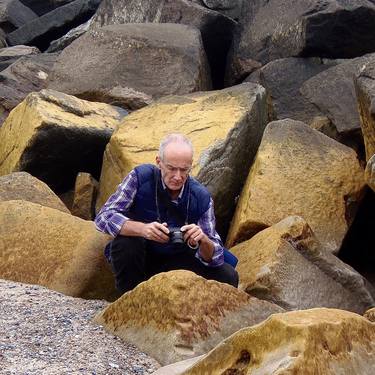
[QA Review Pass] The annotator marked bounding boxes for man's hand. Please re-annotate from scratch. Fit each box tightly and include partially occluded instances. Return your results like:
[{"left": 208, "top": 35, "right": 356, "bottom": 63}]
[
  {"left": 142, "top": 222, "right": 169, "bottom": 243},
  {"left": 181, "top": 223, "right": 206, "bottom": 247}
]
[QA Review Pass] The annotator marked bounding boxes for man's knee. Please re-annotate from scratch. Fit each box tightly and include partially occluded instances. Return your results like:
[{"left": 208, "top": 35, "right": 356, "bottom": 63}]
[{"left": 210, "top": 263, "right": 239, "bottom": 288}]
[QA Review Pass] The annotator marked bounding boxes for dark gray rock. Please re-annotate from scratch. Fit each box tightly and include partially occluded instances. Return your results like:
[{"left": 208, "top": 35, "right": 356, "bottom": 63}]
[
  {"left": 228, "top": 0, "right": 375, "bottom": 73},
  {"left": 47, "top": 23, "right": 211, "bottom": 110},
  {"left": 0, "top": 0, "right": 37, "bottom": 33},
  {"left": 19, "top": 0, "right": 75, "bottom": 16},
  {"left": 46, "top": 18, "right": 90, "bottom": 53},
  {"left": 301, "top": 54, "right": 375, "bottom": 154},
  {"left": 0, "top": 44, "right": 40, "bottom": 71},
  {"left": 6, "top": 0, "right": 101, "bottom": 51},
  {"left": 90, "top": 0, "right": 236, "bottom": 88},
  {"left": 0, "top": 52, "right": 58, "bottom": 126},
  {"left": 246, "top": 57, "right": 338, "bottom": 125}
]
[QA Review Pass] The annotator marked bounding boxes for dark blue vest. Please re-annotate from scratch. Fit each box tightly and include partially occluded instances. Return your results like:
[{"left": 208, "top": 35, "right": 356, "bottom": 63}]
[{"left": 127, "top": 164, "right": 211, "bottom": 254}]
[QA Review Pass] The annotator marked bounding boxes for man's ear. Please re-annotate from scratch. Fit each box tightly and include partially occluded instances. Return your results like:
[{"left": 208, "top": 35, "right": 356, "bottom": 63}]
[{"left": 156, "top": 155, "right": 161, "bottom": 168}]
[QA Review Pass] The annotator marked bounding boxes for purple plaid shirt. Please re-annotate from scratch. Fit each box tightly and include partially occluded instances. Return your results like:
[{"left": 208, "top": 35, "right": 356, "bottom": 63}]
[{"left": 95, "top": 170, "right": 224, "bottom": 266}]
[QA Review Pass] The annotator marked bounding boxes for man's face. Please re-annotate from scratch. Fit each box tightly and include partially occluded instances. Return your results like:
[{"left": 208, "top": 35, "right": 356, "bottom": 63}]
[{"left": 156, "top": 142, "right": 193, "bottom": 192}]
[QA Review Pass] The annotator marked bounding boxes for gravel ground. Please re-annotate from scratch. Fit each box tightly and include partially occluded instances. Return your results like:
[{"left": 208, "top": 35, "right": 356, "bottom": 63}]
[{"left": 0, "top": 279, "right": 160, "bottom": 375}]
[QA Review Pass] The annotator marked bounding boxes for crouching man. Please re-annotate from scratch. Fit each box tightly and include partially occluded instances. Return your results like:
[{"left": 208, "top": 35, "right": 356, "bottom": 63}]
[{"left": 95, "top": 133, "right": 238, "bottom": 294}]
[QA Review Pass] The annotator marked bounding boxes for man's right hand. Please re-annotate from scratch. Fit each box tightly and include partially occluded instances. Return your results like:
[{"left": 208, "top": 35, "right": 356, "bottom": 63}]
[{"left": 142, "top": 222, "right": 169, "bottom": 243}]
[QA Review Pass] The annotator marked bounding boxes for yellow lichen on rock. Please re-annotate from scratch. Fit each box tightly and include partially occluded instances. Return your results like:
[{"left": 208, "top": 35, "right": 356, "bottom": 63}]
[
  {"left": 0, "top": 200, "right": 116, "bottom": 300},
  {"left": 94, "top": 270, "right": 282, "bottom": 365},
  {"left": 0, "top": 89, "right": 123, "bottom": 176},
  {"left": 226, "top": 119, "right": 365, "bottom": 253},
  {"left": 184, "top": 308, "right": 375, "bottom": 375}
]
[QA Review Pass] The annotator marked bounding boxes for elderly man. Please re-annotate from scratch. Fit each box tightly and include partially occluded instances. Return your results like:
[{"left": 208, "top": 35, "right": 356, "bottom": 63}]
[{"left": 95, "top": 133, "right": 238, "bottom": 293}]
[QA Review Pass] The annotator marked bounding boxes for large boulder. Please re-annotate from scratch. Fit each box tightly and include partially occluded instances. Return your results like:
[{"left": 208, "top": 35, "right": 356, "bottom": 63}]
[
  {"left": 365, "top": 307, "right": 375, "bottom": 322},
  {"left": 47, "top": 23, "right": 211, "bottom": 111},
  {"left": 0, "top": 89, "right": 126, "bottom": 192},
  {"left": 231, "top": 216, "right": 374, "bottom": 314},
  {"left": 0, "top": 45, "right": 40, "bottom": 71},
  {"left": 6, "top": 0, "right": 101, "bottom": 51},
  {"left": 183, "top": 308, "right": 375, "bottom": 375},
  {"left": 228, "top": 0, "right": 375, "bottom": 71},
  {"left": 355, "top": 60, "right": 375, "bottom": 162},
  {"left": 0, "top": 200, "right": 117, "bottom": 300},
  {"left": 94, "top": 270, "right": 283, "bottom": 365},
  {"left": 0, "top": 52, "right": 58, "bottom": 126},
  {"left": 301, "top": 54, "right": 375, "bottom": 153},
  {"left": 226, "top": 119, "right": 365, "bottom": 253},
  {"left": 96, "top": 83, "right": 269, "bottom": 237},
  {"left": 246, "top": 57, "right": 337, "bottom": 125},
  {"left": 0, "top": 0, "right": 37, "bottom": 33},
  {"left": 0, "top": 172, "right": 69, "bottom": 213},
  {"left": 90, "top": 0, "right": 236, "bottom": 88}
]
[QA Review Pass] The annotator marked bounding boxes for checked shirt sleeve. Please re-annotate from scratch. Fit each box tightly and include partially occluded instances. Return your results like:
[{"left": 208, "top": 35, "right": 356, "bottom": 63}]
[
  {"left": 195, "top": 198, "right": 225, "bottom": 267},
  {"left": 94, "top": 170, "right": 138, "bottom": 237}
]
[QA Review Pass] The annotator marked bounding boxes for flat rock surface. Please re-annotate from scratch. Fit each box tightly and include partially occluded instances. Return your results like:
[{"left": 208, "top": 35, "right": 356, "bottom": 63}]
[{"left": 0, "top": 278, "right": 160, "bottom": 374}]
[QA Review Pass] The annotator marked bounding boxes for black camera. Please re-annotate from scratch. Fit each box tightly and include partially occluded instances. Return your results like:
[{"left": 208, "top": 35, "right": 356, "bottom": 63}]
[{"left": 168, "top": 227, "right": 185, "bottom": 244}]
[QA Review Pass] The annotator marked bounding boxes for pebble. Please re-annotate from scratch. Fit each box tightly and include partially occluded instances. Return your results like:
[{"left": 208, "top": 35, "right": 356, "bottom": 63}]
[{"left": 0, "top": 279, "right": 160, "bottom": 374}]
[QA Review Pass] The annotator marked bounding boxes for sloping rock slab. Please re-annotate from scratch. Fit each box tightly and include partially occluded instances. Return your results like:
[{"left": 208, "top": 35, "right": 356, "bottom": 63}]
[
  {"left": 0, "top": 89, "right": 126, "bottom": 192},
  {"left": 231, "top": 216, "right": 374, "bottom": 314},
  {"left": 365, "top": 155, "right": 375, "bottom": 192},
  {"left": 301, "top": 53, "right": 375, "bottom": 150},
  {"left": 19, "top": 0, "right": 75, "bottom": 16},
  {"left": 226, "top": 119, "right": 365, "bottom": 253},
  {"left": 47, "top": 23, "right": 211, "bottom": 110},
  {"left": 0, "top": 0, "right": 37, "bottom": 33},
  {"left": 90, "top": 0, "right": 236, "bottom": 88},
  {"left": 94, "top": 270, "right": 283, "bottom": 365},
  {"left": 7, "top": 0, "right": 100, "bottom": 51},
  {"left": 0, "top": 52, "right": 58, "bottom": 126},
  {"left": 96, "top": 83, "right": 268, "bottom": 237},
  {"left": 0, "top": 172, "right": 69, "bottom": 213},
  {"left": 246, "top": 57, "right": 337, "bottom": 124},
  {"left": 364, "top": 308, "right": 375, "bottom": 322},
  {"left": 0, "top": 200, "right": 117, "bottom": 300},
  {"left": 355, "top": 59, "right": 375, "bottom": 162},
  {"left": 0, "top": 44, "right": 40, "bottom": 71},
  {"left": 229, "top": 0, "right": 375, "bottom": 68},
  {"left": 183, "top": 308, "right": 375, "bottom": 375}
]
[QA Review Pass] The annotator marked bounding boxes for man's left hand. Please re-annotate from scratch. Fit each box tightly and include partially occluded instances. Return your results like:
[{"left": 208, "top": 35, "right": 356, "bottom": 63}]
[{"left": 181, "top": 223, "right": 206, "bottom": 247}]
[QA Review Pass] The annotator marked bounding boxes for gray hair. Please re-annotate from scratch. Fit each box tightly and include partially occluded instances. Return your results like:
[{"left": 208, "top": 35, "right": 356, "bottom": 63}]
[{"left": 158, "top": 133, "right": 194, "bottom": 160}]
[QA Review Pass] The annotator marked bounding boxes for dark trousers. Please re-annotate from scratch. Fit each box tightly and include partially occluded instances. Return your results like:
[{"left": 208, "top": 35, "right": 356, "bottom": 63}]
[{"left": 109, "top": 235, "right": 239, "bottom": 294}]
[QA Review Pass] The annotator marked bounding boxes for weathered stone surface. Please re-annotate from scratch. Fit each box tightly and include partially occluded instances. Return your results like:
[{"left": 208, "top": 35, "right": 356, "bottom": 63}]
[
  {"left": 364, "top": 307, "right": 375, "bottom": 322},
  {"left": 153, "top": 356, "right": 204, "bottom": 375},
  {"left": 46, "top": 18, "right": 90, "bottom": 53},
  {"left": 0, "top": 89, "right": 126, "bottom": 192},
  {"left": 47, "top": 23, "right": 211, "bottom": 110},
  {"left": 0, "top": 45, "right": 40, "bottom": 71},
  {"left": 96, "top": 83, "right": 268, "bottom": 237},
  {"left": 0, "top": 172, "right": 69, "bottom": 213},
  {"left": 0, "top": 200, "right": 116, "bottom": 300},
  {"left": 226, "top": 119, "right": 365, "bottom": 253},
  {"left": 19, "top": 0, "right": 74, "bottom": 16},
  {"left": 355, "top": 60, "right": 375, "bottom": 162},
  {"left": 183, "top": 308, "right": 375, "bottom": 375},
  {"left": 365, "top": 155, "right": 375, "bottom": 193},
  {"left": 231, "top": 216, "right": 374, "bottom": 314},
  {"left": 94, "top": 270, "right": 283, "bottom": 365},
  {"left": 246, "top": 57, "right": 337, "bottom": 125},
  {"left": 0, "top": 0, "right": 37, "bottom": 33},
  {"left": 301, "top": 54, "right": 375, "bottom": 151},
  {"left": 7, "top": 0, "right": 101, "bottom": 51},
  {"left": 71, "top": 172, "right": 98, "bottom": 220},
  {"left": 90, "top": 0, "right": 236, "bottom": 88},
  {"left": 0, "top": 52, "right": 58, "bottom": 126},
  {"left": 229, "top": 0, "right": 375, "bottom": 69}
]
